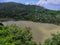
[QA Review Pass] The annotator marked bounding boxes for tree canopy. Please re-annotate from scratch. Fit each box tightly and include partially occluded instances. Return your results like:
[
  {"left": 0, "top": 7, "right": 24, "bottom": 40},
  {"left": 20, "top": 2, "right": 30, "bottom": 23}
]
[
  {"left": 0, "top": 2, "right": 60, "bottom": 24},
  {"left": 0, "top": 25, "right": 37, "bottom": 45},
  {"left": 44, "top": 33, "right": 60, "bottom": 45}
]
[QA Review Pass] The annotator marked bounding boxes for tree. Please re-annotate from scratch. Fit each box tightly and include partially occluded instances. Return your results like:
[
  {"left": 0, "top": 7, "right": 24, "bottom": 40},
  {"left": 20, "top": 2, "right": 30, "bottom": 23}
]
[
  {"left": 44, "top": 33, "right": 60, "bottom": 45},
  {"left": 0, "top": 25, "right": 38, "bottom": 45}
]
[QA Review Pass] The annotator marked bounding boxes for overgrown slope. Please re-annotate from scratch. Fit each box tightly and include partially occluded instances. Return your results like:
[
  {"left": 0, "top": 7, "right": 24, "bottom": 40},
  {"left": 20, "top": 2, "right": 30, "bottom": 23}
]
[
  {"left": 0, "top": 25, "right": 37, "bottom": 45},
  {"left": 0, "top": 2, "right": 60, "bottom": 24}
]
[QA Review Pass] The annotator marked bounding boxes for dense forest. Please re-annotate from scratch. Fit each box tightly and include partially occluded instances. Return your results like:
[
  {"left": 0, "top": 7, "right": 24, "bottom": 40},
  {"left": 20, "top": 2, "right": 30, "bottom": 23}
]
[{"left": 0, "top": 2, "right": 60, "bottom": 25}]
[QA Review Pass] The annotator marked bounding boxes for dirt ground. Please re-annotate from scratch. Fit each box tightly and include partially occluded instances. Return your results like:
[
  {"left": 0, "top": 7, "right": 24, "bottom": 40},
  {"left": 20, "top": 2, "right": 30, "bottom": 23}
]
[{"left": 3, "top": 21, "right": 60, "bottom": 43}]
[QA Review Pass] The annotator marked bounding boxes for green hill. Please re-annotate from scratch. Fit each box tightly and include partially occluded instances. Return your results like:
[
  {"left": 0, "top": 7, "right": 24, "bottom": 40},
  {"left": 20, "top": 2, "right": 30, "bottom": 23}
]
[{"left": 0, "top": 2, "right": 60, "bottom": 25}]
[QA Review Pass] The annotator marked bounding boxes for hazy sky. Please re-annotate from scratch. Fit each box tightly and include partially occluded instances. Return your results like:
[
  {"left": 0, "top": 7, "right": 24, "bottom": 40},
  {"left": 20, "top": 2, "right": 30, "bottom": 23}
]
[{"left": 0, "top": 0, "right": 60, "bottom": 10}]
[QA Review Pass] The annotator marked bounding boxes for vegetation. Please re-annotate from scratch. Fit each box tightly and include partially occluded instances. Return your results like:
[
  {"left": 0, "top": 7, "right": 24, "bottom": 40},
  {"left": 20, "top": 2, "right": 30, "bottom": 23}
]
[
  {"left": 0, "top": 2, "right": 60, "bottom": 45},
  {"left": 44, "top": 33, "right": 60, "bottom": 45},
  {"left": 0, "top": 25, "right": 37, "bottom": 45},
  {"left": 0, "top": 25, "right": 60, "bottom": 45},
  {"left": 0, "top": 2, "right": 60, "bottom": 25}
]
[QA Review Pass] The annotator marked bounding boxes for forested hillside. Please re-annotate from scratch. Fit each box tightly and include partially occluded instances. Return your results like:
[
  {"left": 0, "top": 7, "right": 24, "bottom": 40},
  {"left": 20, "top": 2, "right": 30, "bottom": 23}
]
[{"left": 0, "top": 2, "right": 60, "bottom": 24}]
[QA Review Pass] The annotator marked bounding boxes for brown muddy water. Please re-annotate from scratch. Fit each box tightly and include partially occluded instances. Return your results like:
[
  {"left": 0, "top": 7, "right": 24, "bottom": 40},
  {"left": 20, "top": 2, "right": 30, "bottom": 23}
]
[{"left": 2, "top": 21, "right": 60, "bottom": 43}]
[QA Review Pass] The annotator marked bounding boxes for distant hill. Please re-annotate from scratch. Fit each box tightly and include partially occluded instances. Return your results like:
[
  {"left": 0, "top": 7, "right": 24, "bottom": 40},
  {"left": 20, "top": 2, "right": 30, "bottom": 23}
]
[{"left": 0, "top": 2, "right": 60, "bottom": 25}]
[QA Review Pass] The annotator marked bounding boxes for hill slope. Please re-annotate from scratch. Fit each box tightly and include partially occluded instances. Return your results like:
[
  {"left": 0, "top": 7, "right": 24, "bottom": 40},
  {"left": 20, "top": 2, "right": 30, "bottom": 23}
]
[{"left": 0, "top": 2, "right": 60, "bottom": 24}]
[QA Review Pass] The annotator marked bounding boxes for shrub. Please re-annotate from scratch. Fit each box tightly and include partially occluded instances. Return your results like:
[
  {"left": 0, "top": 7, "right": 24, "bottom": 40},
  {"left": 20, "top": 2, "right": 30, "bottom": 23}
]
[
  {"left": 44, "top": 33, "right": 60, "bottom": 45},
  {"left": 0, "top": 25, "right": 37, "bottom": 45}
]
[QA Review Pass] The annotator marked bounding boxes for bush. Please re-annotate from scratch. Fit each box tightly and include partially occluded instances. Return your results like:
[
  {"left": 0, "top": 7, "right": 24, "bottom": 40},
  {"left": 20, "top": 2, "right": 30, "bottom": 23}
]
[
  {"left": 0, "top": 25, "right": 37, "bottom": 45},
  {"left": 44, "top": 33, "right": 60, "bottom": 45}
]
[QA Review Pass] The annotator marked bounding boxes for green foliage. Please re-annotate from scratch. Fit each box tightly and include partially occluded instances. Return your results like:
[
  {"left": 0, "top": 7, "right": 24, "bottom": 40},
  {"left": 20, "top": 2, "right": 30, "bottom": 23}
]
[
  {"left": 44, "top": 33, "right": 60, "bottom": 45},
  {"left": 0, "top": 2, "right": 60, "bottom": 25},
  {"left": 0, "top": 25, "right": 37, "bottom": 45}
]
